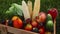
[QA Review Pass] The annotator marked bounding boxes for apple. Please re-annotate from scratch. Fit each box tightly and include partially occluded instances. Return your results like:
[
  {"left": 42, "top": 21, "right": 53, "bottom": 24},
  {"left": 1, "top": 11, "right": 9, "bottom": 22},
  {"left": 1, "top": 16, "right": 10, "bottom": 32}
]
[
  {"left": 48, "top": 8, "right": 58, "bottom": 20},
  {"left": 25, "top": 24, "right": 32, "bottom": 31},
  {"left": 32, "top": 27, "right": 39, "bottom": 33},
  {"left": 13, "top": 18, "right": 23, "bottom": 29},
  {"left": 39, "top": 27, "right": 45, "bottom": 34},
  {"left": 39, "top": 12, "right": 46, "bottom": 23},
  {"left": 31, "top": 21, "right": 38, "bottom": 27}
]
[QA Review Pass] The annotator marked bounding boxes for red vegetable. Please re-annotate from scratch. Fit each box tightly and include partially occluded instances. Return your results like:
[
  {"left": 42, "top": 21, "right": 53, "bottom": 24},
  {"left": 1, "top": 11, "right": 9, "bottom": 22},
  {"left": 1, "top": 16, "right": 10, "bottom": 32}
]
[
  {"left": 48, "top": 8, "right": 58, "bottom": 20},
  {"left": 13, "top": 18, "right": 23, "bottom": 29}
]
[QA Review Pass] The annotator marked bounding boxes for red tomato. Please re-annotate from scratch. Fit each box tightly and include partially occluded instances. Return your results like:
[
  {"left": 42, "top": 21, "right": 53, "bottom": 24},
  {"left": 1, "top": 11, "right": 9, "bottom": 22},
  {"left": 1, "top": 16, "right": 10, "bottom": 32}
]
[{"left": 13, "top": 18, "right": 23, "bottom": 29}]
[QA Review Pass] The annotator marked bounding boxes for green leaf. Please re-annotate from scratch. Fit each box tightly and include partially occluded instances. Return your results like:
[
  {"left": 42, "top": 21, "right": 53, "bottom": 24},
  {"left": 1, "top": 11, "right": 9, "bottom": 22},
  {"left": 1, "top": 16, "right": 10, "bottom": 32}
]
[
  {"left": 12, "top": 3, "right": 23, "bottom": 16},
  {"left": 5, "top": 3, "right": 23, "bottom": 19}
]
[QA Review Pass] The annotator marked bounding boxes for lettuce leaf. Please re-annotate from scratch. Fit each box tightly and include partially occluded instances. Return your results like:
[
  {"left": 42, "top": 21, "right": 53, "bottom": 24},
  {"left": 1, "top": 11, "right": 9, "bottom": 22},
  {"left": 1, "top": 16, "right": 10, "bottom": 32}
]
[{"left": 5, "top": 3, "right": 23, "bottom": 19}]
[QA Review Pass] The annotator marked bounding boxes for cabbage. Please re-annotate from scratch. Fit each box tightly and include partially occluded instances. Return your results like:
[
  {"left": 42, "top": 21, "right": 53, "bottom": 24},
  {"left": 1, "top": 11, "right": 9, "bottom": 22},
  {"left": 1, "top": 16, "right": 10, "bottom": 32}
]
[{"left": 5, "top": 3, "right": 23, "bottom": 19}]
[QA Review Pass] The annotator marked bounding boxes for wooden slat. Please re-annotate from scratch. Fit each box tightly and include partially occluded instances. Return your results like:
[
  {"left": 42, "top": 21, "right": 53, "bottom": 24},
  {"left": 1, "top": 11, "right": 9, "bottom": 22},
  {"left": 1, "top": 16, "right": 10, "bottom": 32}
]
[
  {"left": 0, "top": 24, "right": 38, "bottom": 34},
  {"left": 0, "top": 24, "right": 7, "bottom": 34}
]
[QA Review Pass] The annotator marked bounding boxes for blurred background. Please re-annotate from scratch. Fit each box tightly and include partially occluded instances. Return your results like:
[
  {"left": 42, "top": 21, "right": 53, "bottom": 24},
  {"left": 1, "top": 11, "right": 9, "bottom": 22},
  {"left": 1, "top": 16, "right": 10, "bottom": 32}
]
[{"left": 0, "top": 0, "right": 60, "bottom": 34}]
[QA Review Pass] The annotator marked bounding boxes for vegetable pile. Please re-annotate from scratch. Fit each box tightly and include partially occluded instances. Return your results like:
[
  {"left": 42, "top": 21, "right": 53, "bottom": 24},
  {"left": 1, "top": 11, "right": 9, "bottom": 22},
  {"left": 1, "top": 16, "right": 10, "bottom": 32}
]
[{"left": 0, "top": 0, "right": 58, "bottom": 34}]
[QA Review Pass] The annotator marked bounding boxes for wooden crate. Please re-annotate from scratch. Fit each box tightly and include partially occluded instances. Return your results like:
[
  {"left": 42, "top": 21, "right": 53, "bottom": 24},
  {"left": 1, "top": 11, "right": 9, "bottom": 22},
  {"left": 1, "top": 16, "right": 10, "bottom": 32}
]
[{"left": 0, "top": 24, "right": 38, "bottom": 34}]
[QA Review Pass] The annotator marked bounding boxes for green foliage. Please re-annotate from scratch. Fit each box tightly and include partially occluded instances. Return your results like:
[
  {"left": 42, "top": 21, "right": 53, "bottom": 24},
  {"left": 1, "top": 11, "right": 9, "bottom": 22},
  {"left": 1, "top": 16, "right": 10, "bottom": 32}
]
[{"left": 5, "top": 3, "right": 23, "bottom": 19}]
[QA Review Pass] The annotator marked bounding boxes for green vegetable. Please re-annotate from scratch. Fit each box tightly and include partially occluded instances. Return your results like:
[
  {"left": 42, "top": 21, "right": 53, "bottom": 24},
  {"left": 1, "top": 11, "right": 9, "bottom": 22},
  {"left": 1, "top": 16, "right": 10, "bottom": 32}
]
[
  {"left": 46, "top": 14, "right": 53, "bottom": 31},
  {"left": 5, "top": 3, "right": 23, "bottom": 19},
  {"left": 47, "top": 14, "right": 52, "bottom": 21},
  {"left": 46, "top": 20, "right": 53, "bottom": 31}
]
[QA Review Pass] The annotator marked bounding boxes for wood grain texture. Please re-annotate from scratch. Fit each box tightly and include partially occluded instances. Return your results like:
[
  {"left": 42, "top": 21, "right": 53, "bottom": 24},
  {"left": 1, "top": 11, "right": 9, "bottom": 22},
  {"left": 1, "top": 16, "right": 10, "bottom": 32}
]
[
  {"left": 0, "top": 24, "right": 38, "bottom": 34},
  {"left": 0, "top": 24, "right": 7, "bottom": 34}
]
